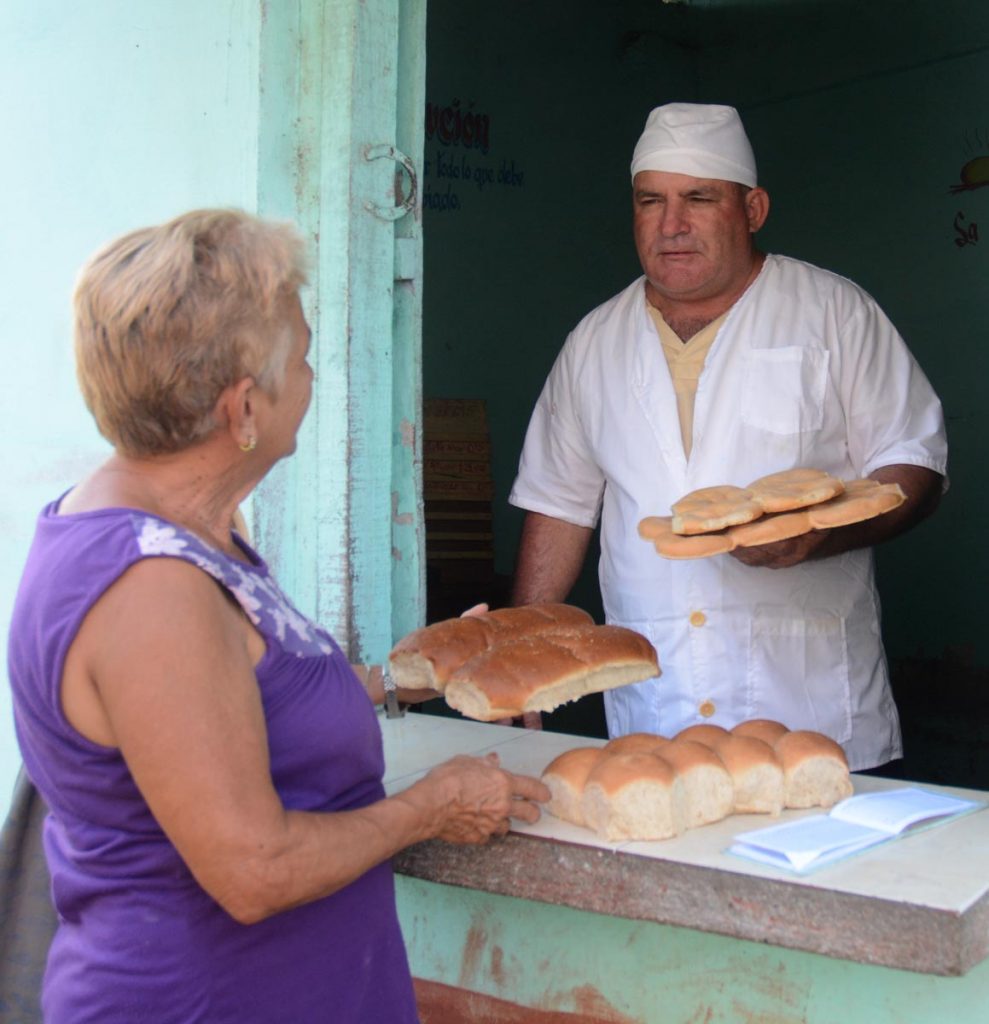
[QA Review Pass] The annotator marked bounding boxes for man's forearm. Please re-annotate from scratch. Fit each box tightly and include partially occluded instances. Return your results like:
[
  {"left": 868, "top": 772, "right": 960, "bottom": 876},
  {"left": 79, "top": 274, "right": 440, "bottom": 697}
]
[
  {"left": 731, "top": 464, "right": 944, "bottom": 569},
  {"left": 511, "top": 511, "right": 594, "bottom": 606},
  {"left": 813, "top": 464, "right": 943, "bottom": 559}
]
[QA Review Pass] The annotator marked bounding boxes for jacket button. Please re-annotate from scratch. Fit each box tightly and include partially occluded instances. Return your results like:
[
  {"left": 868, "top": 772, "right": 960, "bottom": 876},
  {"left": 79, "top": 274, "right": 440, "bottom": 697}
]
[
  {"left": 689, "top": 611, "right": 707, "bottom": 627},
  {"left": 699, "top": 700, "right": 716, "bottom": 718}
]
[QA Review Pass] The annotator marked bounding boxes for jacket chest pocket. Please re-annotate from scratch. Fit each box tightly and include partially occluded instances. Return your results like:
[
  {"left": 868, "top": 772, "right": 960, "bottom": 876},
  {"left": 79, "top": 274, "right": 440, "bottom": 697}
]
[{"left": 740, "top": 347, "right": 829, "bottom": 435}]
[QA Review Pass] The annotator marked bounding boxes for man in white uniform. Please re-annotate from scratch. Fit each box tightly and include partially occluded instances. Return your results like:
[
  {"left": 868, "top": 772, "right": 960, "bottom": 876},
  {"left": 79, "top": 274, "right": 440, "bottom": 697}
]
[{"left": 508, "top": 103, "right": 946, "bottom": 771}]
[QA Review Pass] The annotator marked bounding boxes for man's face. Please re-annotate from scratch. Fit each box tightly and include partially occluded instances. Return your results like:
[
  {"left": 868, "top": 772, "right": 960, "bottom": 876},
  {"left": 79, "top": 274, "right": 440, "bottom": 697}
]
[{"left": 632, "top": 170, "right": 769, "bottom": 308}]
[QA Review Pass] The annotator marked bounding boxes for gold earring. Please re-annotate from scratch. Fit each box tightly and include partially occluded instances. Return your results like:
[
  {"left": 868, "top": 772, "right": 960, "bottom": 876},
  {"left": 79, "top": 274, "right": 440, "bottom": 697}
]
[{"left": 239, "top": 436, "right": 257, "bottom": 453}]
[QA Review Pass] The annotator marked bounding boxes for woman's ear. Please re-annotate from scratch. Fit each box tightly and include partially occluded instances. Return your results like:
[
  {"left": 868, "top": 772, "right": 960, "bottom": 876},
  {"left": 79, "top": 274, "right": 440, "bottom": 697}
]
[{"left": 217, "top": 376, "right": 257, "bottom": 450}]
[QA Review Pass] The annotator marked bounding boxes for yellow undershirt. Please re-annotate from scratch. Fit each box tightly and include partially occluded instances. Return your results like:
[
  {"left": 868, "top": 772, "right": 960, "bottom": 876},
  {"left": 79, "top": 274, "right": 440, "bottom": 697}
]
[{"left": 646, "top": 302, "right": 729, "bottom": 459}]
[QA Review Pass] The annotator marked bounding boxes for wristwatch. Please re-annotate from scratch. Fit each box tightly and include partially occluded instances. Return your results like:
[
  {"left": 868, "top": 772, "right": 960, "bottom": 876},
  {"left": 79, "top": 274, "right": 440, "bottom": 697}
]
[{"left": 381, "top": 666, "right": 405, "bottom": 719}]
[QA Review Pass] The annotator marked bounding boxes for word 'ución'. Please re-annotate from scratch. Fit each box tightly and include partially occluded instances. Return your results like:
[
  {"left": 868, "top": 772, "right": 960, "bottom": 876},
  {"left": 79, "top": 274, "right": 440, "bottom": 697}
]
[{"left": 426, "top": 99, "right": 490, "bottom": 154}]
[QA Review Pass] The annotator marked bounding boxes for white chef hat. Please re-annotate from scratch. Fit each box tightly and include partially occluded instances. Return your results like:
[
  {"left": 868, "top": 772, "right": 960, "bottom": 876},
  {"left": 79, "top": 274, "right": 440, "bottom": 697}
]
[{"left": 630, "top": 103, "right": 757, "bottom": 187}]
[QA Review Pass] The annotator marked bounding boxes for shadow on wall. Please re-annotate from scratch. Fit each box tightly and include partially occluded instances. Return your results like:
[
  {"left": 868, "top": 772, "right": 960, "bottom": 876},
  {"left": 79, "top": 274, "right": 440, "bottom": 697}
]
[{"left": 892, "top": 652, "right": 989, "bottom": 790}]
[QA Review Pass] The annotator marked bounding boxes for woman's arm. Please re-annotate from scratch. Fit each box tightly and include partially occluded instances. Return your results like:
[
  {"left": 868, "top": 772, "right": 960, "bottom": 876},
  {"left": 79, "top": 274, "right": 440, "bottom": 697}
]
[{"left": 63, "top": 558, "right": 548, "bottom": 925}]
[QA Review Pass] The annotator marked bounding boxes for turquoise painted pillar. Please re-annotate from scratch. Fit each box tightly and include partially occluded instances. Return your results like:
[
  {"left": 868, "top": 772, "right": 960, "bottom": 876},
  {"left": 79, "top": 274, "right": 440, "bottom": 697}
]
[{"left": 255, "top": 0, "right": 426, "bottom": 662}]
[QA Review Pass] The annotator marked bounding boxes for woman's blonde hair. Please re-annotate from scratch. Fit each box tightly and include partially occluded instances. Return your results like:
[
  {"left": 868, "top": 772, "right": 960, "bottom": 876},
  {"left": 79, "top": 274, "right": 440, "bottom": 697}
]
[{"left": 74, "top": 208, "right": 308, "bottom": 456}]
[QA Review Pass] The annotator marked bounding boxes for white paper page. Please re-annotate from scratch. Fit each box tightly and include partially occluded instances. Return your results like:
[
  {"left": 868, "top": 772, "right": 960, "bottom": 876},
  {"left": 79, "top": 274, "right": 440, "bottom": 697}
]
[
  {"left": 730, "top": 815, "right": 886, "bottom": 871},
  {"left": 831, "top": 787, "right": 980, "bottom": 835}
]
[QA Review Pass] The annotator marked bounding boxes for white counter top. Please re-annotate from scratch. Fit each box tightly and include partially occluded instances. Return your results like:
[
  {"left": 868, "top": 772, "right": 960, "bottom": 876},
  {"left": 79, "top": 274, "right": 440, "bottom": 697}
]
[{"left": 383, "top": 711, "right": 989, "bottom": 974}]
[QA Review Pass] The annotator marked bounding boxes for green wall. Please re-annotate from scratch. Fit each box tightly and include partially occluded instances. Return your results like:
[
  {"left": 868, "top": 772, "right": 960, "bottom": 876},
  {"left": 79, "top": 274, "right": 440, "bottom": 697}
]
[
  {"left": 423, "top": 1, "right": 989, "bottom": 736},
  {"left": 398, "top": 876, "right": 989, "bottom": 1023}
]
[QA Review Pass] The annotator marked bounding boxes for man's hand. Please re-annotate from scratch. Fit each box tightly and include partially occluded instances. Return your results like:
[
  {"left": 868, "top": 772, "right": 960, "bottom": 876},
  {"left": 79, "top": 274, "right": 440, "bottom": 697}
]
[
  {"left": 729, "top": 464, "right": 943, "bottom": 569},
  {"left": 729, "top": 526, "right": 834, "bottom": 568}
]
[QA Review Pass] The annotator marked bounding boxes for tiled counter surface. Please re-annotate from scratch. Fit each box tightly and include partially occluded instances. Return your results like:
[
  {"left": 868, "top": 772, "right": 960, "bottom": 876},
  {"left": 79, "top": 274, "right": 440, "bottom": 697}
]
[{"left": 383, "top": 712, "right": 989, "bottom": 977}]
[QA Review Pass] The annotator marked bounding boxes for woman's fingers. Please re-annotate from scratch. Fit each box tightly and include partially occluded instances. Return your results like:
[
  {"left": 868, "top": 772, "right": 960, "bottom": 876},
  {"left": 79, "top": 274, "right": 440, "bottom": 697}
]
[{"left": 421, "top": 755, "right": 549, "bottom": 844}]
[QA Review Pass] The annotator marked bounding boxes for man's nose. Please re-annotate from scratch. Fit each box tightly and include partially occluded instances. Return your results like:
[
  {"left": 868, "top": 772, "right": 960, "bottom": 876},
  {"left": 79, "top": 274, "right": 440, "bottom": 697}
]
[{"left": 660, "top": 201, "right": 689, "bottom": 237}]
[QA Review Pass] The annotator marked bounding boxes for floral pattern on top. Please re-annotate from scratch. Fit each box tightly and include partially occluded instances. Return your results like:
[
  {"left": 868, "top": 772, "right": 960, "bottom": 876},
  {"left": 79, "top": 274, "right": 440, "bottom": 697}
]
[{"left": 132, "top": 515, "right": 335, "bottom": 658}]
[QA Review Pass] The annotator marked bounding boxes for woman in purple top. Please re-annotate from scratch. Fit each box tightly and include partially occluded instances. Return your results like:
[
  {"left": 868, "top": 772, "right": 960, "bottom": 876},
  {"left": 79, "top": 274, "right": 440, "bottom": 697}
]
[{"left": 7, "top": 210, "right": 548, "bottom": 1023}]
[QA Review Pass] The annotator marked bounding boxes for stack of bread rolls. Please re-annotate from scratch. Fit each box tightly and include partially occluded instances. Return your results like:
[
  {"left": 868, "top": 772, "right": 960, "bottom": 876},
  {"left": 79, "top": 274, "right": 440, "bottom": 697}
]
[
  {"left": 388, "top": 603, "right": 659, "bottom": 721},
  {"left": 638, "top": 468, "right": 906, "bottom": 560},
  {"left": 542, "top": 720, "right": 853, "bottom": 843}
]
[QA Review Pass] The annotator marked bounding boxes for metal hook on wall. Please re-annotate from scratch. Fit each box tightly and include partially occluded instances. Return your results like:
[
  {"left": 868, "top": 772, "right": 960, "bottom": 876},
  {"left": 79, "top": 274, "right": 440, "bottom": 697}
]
[{"left": 363, "top": 144, "right": 418, "bottom": 221}]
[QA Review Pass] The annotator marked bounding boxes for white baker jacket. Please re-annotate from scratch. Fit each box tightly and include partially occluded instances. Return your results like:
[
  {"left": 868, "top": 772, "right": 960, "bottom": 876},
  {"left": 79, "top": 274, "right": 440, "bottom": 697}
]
[{"left": 509, "top": 255, "right": 947, "bottom": 770}]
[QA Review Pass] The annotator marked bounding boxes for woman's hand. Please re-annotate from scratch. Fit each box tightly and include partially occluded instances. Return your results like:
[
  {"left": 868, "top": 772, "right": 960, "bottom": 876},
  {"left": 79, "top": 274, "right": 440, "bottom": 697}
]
[{"left": 400, "top": 752, "right": 549, "bottom": 845}]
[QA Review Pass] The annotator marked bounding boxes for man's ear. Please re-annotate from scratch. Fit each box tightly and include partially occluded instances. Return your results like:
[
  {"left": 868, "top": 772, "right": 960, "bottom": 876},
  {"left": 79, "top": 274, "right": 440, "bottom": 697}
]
[{"left": 745, "top": 187, "right": 770, "bottom": 233}]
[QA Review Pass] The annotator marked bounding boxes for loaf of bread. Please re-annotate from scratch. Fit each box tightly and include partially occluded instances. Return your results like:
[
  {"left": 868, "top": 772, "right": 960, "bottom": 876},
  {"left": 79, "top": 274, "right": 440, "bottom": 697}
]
[
  {"left": 541, "top": 720, "right": 851, "bottom": 842},
  {"left": 388, "top": 604, "right": 660, "bottom": 722}
]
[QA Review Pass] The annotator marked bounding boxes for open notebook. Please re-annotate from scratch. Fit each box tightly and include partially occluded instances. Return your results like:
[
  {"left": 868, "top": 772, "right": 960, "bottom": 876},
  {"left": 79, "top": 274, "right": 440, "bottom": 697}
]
[{"left": 728, "top": 787, "right": 983, "bottom": 874}]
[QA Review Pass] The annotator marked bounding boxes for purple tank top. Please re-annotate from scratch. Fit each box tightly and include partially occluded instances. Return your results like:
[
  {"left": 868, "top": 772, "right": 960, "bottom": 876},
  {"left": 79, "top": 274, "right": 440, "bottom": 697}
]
[{"left": 8, "top": 500, "right": 419, "bottom": 1023}]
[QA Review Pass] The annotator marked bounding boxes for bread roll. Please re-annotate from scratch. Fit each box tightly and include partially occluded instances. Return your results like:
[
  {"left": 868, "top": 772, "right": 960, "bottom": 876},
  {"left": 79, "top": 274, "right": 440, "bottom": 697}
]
[
  {"left": 442, "top": 624, "right": 660, "bottom": 722},
  {"left": 775, "top": 730, "right": 854, "bottom": 809},
  {"left": 656, "top": 741, "right": 734, "bottom": 828},
  {"left": 728, "top": 509, "right": 812, "bottom": 547},
  {"left": 581, "top": 753, "right": 687, "bottom": 842},
  {"left": 711, "top": 735, "right": 784, "bottom": 815},
  {"left": 806, "top": 478, "right": 906, "bottom": 529},
  {"left": 388, "top": 603, "right": 594, "bottom": 691},
  {"left": 604, "top": 732, "right": 670, "bottom": 755},
  {"left": 747, "top": 468, "right": 845, "bottom": 513},
  {"left": 671, "top": 485, "right": 764, "bottom": 535},
  {"left": 673, "top": 724, "right": 731, "bottom": 748},
  {"left": 731, "top": 718, "right": 789, "bottom": 746},
  {"left": 639, "top": 516, "right": 735, "bottom": 559},
  {"left": 542, "top": 747, "right": 609, "bottom": 827}
]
